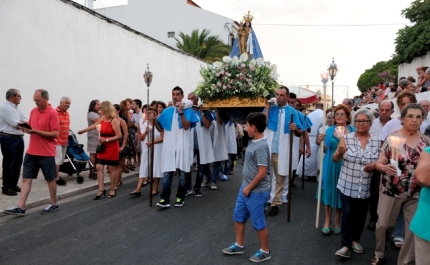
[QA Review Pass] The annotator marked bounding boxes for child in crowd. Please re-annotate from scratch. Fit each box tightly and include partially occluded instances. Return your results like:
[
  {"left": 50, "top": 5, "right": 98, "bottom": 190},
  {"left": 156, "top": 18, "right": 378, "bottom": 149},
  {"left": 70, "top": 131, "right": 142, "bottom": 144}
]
[{"left": 222, "top": 112, "right": 271, "bottom": 263}]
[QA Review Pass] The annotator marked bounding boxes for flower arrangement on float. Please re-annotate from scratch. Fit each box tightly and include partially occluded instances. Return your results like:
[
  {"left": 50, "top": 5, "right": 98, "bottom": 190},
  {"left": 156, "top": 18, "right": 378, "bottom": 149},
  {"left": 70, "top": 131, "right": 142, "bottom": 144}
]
[{"left": 195, "top": 53, "right": 279, "bottom": 106}]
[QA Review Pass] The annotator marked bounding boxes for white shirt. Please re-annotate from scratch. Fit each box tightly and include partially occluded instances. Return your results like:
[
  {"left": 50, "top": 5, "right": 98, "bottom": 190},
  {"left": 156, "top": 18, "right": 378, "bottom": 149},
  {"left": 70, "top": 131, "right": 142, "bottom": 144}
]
[
  {"left": 369, "top": 118, "right": 388, "bottom": 139},
  {"left": 379, "top": 118, "right": 428, "bottom": 141},
  {"left": 0, "top": 101, "right": 27, "bottom": 135}
]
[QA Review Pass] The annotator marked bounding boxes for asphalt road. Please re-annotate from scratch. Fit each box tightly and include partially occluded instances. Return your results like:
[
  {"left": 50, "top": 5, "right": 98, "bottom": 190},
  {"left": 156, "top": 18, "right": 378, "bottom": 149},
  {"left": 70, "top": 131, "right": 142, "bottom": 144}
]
[{"left": 0, "top": 163, "right": 399, "bottom": 265}]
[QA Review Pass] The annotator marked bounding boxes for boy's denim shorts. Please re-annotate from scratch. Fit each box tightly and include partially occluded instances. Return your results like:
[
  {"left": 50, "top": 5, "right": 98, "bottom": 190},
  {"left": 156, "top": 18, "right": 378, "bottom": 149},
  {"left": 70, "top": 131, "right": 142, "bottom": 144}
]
[{"left": 233, "top": 185, "right": 270, "bottom": 230}]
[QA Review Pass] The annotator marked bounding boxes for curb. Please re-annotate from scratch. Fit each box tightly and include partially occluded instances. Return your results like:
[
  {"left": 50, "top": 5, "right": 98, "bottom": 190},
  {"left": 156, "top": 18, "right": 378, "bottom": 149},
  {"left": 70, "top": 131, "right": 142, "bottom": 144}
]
[{"left": 0, "top": 172, "right": 138, "bottom": 218}]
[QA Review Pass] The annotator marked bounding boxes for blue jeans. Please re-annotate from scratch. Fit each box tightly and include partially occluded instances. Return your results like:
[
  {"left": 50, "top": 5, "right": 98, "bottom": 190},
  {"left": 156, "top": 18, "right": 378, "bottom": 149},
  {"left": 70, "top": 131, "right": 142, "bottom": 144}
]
[
  {"left": 340, "top": 193, "right": 370, "bottom": 249},
  {"left": 185, "top": 149, "right": 211, "bottom": 191},
  {"left": 222, "top": 154, "right": 233, "bottom": 175},
  {"left": 210, "top": 161, "right": 222, "bottom": 184},
  {"left": 392, "top": 208, "right": 405, "bottom": 239},
  {"left": 161, "top": 170, "right": 187, "bottom": 203},
  {"left": 0, "top": 135, "right": 24, "bottom": 190}
]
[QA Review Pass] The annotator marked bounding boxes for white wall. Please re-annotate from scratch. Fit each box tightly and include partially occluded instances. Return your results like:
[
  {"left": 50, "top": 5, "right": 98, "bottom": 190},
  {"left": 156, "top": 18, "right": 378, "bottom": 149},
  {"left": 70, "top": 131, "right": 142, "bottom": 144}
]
[
  {"left": 0, "top": 0, "right": 206, "bottom": 163},
  {"left": 95, "top": 0, "right": 234, "bottom": 48},
  {"left": 398, "top": 52, "right": 430, "bottom": 80}
]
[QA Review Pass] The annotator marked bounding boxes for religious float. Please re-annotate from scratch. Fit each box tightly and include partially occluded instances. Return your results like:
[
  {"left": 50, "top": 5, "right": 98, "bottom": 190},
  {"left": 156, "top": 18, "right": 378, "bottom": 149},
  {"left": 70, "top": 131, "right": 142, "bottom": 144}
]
[{"left": 195, "top": 11, "right": 279, "bottom": 122}]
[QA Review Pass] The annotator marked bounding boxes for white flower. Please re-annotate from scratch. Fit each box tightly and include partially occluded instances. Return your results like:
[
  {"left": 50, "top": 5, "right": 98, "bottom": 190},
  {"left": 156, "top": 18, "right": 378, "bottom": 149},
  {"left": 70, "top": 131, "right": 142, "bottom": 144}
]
[
  {"left": 222, "top": 56, "right": 232, "bottom": 63},
  {"left": 232, "top": 56, "right": 239, "bottom": 66},
  {"left": 213, "top": 61, "right": 223, "bottom": 68},
  {"left": 256, "top": 58, "right": 265, "bottom": 66},
  {"left": 249, "top": 59, "right": 256, "bottom": 66},
  {"left": 269, "top": 64, "right": 277, "bottom": 74},
  {"left": 239, "top": 53, "right": 249, "bottom": 62},
  {"left": 271, "top": 72, "right": 280, "bottom": 79}
]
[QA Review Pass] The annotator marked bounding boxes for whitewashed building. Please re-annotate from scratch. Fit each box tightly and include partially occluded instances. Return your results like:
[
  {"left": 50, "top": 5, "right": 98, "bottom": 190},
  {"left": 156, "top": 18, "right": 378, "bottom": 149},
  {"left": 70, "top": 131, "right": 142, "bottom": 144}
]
[
  {"left": 0, "top": 0, "right": 207, "bottom": 162},
  {"left": 94, "top": 0, "right": 237, "bottom": 48}
]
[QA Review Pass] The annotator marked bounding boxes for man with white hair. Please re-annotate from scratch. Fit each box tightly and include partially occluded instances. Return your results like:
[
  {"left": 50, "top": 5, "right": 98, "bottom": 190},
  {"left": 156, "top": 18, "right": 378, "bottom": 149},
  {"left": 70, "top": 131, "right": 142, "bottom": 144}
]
[
  {"left": 0, "top": 89, "right": 27, "bottom": 196},
  {"left": 420, "top": 99, "right": 430, "bottom": 125},
  {"left": 54, "top": 97, "right": 71, "bottom": 186}
]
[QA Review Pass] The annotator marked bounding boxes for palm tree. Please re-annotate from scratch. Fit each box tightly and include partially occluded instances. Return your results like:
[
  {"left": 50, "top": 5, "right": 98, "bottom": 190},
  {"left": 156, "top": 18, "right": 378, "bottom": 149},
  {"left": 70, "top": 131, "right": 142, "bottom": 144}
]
[{"left": 175, "top": 29, "right": 231, "bottom": 63}]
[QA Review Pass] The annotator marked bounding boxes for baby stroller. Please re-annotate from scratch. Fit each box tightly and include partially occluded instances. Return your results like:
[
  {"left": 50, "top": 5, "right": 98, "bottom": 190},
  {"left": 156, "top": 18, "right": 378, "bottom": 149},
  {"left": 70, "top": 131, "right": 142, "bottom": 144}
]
[{"left": 59, "top": 130, "right": 94, "bottom": 184}]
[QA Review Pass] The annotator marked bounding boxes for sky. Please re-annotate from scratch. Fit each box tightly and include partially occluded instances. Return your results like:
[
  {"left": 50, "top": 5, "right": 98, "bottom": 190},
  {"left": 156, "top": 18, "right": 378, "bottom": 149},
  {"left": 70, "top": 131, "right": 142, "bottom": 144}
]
[{"left": 77, "top": 0, "right": 414, "bottom": 105}]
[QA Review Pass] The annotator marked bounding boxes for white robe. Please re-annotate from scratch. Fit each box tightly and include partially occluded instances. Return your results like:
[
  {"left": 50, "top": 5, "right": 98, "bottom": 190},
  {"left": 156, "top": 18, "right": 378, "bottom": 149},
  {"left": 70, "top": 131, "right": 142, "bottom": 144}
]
[
  {"left": 296, "top": 109, "right": 323, "bottom": 177},
  {"left": 160, "top": 112, "right": 193, "bottom": 173},
  {"left": 225, "top": 122, "right": 237, "bottom": 154},
  {"left": 195, "top": 114, "right": 215, "bottom": 164},
  {"left": 213, "top": 120, "right": 228, "bottom": 162},
  {"left": 264, "top": 110, "right": 298, "bottom": 176},
  {"left": 138, "top": 120, "right": 163, "bottom": 178}
]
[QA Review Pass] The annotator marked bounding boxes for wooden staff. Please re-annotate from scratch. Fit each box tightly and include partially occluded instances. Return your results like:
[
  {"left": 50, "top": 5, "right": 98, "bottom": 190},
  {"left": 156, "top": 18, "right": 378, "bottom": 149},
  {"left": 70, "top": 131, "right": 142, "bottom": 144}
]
[
  {"left": 149, "top": 119, "right": 155, "bottom": 207},
  {"left": 287, "top": 113, "right": 294, "bottom": 222},
  {"left": 316, "top": 81, "right": 328, "bottom": 228}
]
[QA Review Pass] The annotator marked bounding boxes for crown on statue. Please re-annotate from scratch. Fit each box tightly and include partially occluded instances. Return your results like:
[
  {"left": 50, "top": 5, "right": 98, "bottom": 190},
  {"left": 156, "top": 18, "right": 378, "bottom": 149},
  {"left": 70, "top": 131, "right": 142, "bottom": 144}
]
[{"left": 243, "top": 11, "right": 253, "bottom": 23}]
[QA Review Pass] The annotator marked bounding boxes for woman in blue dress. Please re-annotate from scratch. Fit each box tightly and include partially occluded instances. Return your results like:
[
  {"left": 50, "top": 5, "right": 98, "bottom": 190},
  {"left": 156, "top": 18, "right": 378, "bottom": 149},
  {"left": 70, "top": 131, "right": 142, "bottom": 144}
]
[{"left": 316, "top": 104, "right": 355, "bottom": 235}]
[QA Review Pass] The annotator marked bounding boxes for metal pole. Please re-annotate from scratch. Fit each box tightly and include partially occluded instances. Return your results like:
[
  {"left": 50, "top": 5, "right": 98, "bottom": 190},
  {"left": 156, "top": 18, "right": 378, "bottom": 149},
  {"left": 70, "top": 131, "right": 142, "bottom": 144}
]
[
  {"left": 149, "top": 117, "right": 155, "bottom": 207},
  {"left": 301, "top": 141, "right": 305, "bottom": 190},
  {"left": 331, "top": 81, "right": 334, "bottom": 108},
  {"left": 147, "top": 84, "right": 152, "bottom": 207}
]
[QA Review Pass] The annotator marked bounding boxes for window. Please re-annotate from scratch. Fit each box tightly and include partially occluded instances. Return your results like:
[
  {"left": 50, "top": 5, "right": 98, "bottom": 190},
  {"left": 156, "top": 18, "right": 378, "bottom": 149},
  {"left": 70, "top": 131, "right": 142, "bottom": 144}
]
[{"left": 167, "top": 31, "right": 175, "bottom": 38}]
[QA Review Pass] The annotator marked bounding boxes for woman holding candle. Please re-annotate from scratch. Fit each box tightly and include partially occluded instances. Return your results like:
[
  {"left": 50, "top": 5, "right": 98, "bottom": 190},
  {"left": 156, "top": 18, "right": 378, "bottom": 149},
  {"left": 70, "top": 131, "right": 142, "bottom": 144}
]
[
  {"left": 371, "top": 103, "right": 430, "bottom": 265},
  {"left": 316, "top": 104, "right": 355, "bottom": 235},
  {"left": 78, "top": 101, "right": 121, "bottom": 199},
  {"left": 332, "top": 109, "right": 380, "bottom": 258}
]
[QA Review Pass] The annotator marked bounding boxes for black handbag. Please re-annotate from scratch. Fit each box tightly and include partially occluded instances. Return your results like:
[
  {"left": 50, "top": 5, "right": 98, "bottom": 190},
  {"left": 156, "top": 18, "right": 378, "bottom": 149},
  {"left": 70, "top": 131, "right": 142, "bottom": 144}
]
[
  {"left": 96, "top": 119, "right": 112, "bottom": 154},
  {"left": 96, "top": 144, "right": 104, "bottom": 153}
]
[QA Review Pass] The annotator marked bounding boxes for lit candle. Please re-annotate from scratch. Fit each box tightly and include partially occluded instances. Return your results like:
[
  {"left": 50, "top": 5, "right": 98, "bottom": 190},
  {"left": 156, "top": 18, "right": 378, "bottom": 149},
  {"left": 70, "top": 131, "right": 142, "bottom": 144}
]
[
  {"left": 336, "top": 126, "right": 346, "bottom": 148},
  {"left": 387, "top": 135, "right": 406, "bottom": 176},
  {"left": 96, "top": 123, "right": 101, "bottom": 139}
]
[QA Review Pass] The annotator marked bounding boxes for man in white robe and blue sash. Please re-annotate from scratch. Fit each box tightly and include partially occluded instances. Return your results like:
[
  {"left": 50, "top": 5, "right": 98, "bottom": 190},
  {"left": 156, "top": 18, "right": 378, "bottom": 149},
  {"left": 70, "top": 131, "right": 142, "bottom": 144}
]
[
  {"left": 264, "top": 86, "right": 302, "bottom": 216},
  {"left": 185, "top": 93, "right": 215, "bottom": 197},
  {"left": 155, "top": 86, "right": 198, "bottom": 208}
]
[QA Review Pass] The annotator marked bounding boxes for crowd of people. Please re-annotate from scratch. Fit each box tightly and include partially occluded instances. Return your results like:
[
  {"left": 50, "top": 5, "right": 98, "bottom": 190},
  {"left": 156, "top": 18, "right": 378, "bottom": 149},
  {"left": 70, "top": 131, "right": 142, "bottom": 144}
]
[
  {"left": 353, "top": 66, "right": 430, "bottom": 106},
  {"left": 1, "top": 85, "right": 430, "bottom": 264}
]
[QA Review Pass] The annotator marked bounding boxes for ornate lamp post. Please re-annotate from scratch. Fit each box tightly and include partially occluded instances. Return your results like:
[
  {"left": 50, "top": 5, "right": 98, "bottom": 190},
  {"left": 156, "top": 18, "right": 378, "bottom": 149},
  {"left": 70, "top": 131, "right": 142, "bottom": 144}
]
[
  {"left": 316, "top": 72, "right": 329, "bottom": 228},
  {"left": 143, "top": 64, "right": 155, "bottom": 206},
  {"left": 328, "top": 58, "right": 338, "bottom": 108}
]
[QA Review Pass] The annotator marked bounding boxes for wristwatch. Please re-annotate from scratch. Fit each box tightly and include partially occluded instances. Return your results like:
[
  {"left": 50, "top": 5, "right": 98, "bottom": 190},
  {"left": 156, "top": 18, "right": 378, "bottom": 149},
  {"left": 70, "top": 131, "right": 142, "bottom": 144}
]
[{"left": 179, "top": 112, "right": 184, "bottom": 116}]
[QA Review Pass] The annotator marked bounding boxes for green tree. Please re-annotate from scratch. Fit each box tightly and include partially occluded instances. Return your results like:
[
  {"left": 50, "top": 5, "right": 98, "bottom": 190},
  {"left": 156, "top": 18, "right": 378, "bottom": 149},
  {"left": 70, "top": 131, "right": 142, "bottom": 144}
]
[
  {"left": 357, "top": 60, "right": 398, "bottom": 92},
  {"left": 175, "top": 29, "right": 231, "bottom": 63},
  {"left": 393, "top": 0, "right": 430, "bottom": 64}
]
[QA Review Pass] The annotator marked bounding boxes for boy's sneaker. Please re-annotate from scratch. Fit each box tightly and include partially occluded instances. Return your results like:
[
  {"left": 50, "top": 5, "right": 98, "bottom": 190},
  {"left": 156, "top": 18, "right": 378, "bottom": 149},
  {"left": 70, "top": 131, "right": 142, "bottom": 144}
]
[
  {"left": 41, "top": 204, "right": 59, "bottom": 213},
  {"left": 194, "top": 190, "right": 202, "bottom": 197},
  {"left": 249, "top": 249, "right": 271, "bottom": 263},
  {"left": 174, "top": 198, "right": 185, "bottom": 207},
  {"left": 201, "top": 180, "right": 210, "bottom": 187},
  {"left": 156, "top": 199, "right": 170, "bottom": 208},
  {"left": 55, "top": 177, "right": 67, "bottom": 186},
  {"left": 210, "top": 183, "right": 217, "bottom": 190},
  {"left": 222, "top": 243, "right": 245, "bottom": 255},
  {"left": 4, "top": 205, "right": 26, "bottom": 216},
  {"left": 185, "top": 189, "right": 193, "bottom": 197}
]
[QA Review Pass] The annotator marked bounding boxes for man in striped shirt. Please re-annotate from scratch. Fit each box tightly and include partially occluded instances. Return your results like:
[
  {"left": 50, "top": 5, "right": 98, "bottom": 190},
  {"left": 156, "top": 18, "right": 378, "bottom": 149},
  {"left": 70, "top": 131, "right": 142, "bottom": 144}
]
[{"left": 55, "top": 97, "right": 71, "bottom": 186}]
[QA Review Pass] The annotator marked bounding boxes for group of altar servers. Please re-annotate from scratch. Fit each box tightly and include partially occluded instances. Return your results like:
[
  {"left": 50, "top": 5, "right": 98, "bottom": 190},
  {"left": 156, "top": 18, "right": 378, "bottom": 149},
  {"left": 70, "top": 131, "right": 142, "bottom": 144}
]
[{"left": 151, "top": 85, "right": 322, "bottom": 212}]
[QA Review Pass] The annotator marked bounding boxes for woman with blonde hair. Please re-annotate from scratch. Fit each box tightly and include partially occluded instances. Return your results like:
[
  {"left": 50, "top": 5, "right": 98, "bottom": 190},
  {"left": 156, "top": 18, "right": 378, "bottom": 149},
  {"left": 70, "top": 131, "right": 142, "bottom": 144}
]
[
  {"left": 78, "top": 101, "right": 121, "bottom": 199},
  {"left": 316, "top": 104, "right": 356, "bottom": 235}
]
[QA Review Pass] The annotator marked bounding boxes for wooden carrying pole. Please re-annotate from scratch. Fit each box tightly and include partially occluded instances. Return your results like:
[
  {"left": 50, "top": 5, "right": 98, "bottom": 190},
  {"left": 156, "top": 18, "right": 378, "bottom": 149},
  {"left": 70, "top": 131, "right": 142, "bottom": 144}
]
[
  {"left": 287, "top": 113, "right": 294, "bottom": 222},
  {"left": 149, "top": 119, "right": 155, "bottom": 207},
  {"left": 316, "top": 80, "right": 328, "bottom": 228}
]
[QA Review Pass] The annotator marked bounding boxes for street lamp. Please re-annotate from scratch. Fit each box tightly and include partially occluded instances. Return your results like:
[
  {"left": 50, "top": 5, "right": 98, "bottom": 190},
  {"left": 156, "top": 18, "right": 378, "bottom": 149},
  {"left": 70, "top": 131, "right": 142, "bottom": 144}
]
[
  {"left": 328, "top": 58, "right": 337, "bottom": 108},
  {"left": 143, "top": 64, "right": 154, "bottom": 207},
  {"left": 316, "top": 71, "right": 329, "bottom": 228}
]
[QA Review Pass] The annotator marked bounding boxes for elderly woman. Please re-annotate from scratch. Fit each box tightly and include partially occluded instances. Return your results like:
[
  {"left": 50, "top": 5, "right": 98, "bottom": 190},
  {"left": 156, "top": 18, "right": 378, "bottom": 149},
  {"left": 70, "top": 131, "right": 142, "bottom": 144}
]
[
  {"left": 371, "top": 103, "right": 430, "bottom": 265},
  {"left": 411, "top": 147, "right": 430, "bottom": 265},
  {"left": 316, "top": 104, "right": 356, "bottom": 235},
  {"left": 332, "top": 109, "right": 380, "bottom": 258}
]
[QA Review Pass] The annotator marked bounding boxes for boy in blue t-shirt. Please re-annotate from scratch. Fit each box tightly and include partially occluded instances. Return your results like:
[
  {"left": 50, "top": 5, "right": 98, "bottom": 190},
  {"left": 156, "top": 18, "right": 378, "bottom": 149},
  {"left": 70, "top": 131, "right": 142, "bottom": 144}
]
[{"left": 222, "top": 112, "right": 271, "bottom": 262}]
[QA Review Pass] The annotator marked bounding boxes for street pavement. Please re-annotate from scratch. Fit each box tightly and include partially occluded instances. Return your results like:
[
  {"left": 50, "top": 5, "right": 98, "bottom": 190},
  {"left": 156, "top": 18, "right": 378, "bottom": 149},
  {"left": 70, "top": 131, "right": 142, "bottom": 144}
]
[{"left": 0, "top": 162, "right": 399, "bottom": 265}]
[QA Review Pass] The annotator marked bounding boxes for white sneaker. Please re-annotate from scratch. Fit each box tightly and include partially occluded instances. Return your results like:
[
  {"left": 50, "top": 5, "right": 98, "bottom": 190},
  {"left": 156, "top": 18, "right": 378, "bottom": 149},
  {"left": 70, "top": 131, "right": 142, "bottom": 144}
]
[
  {"left": 281, "top": 196, "right": 288, "bottom": 204},
  {"left": 210, "top": 183, "right": 217, "bottom": 190}
]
